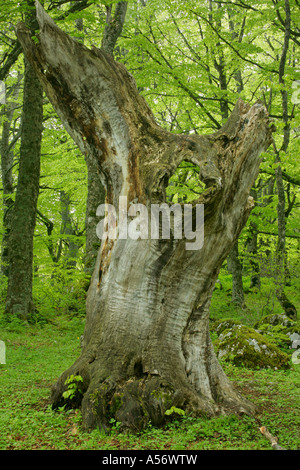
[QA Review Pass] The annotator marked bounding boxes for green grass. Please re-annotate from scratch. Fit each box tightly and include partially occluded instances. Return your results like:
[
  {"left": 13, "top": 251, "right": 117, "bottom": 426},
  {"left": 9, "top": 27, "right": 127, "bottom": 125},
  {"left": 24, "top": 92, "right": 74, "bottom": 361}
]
[
  {"left": 0, "top": 273, "right": 299, "bottom": 450},
  {"left": 0, "top": 313, "right": 299, "bottom": 450}
]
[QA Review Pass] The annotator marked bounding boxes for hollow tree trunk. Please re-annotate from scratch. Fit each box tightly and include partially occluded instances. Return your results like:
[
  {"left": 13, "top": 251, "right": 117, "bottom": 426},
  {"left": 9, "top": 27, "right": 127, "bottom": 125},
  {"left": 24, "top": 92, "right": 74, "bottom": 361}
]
[{"left": 16, "top": 2, "right": 274, "bottom": 432}]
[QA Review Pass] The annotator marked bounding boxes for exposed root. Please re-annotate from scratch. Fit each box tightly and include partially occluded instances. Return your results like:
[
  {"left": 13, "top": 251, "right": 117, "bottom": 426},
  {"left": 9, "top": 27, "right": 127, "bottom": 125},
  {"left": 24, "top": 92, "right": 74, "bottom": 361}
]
[{"left": 50, "top": 359, "right": 257, "bottom": 434}]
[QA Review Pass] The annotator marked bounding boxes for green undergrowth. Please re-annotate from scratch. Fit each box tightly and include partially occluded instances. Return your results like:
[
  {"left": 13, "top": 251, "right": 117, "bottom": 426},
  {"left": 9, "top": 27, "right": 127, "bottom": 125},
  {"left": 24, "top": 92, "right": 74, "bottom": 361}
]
[
  {"left": 0, "top": 273, "right": 299, "bottom": 450},
  {"left": 210, "top": 273, "right": 300, "bottom": 327},
  {"left": 0, "top": 314, "right": 299, "bottom": 450}
]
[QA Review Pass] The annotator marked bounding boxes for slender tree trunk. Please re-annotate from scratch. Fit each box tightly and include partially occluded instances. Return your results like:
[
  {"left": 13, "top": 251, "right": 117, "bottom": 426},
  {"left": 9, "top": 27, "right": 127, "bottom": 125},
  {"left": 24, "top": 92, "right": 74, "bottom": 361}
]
[
  {"left": 228, "top": 241, "right": 245, "bottom": 308},
  {"left": 5, "top": 2, "right": 43, "bottom": 317},
  {"left": 246, "top": 186, "right": 262, "bottom": 290},
  {"left": 84, "top": 155, "right": 105, "bottom": 275},
  {"left": 101, "top": 2, "right": 128, "bottom": 57},
  {"left": 16, "top": 3, "right": 274, "bottom": 431},
  {"left": 247, "top": 222, "right": 260, "bottom": 290},
  {"left": 273, "top": 0, "right": 297, "bottom": 319},
  {"left": 0, "top": 113, "right": 14, "bottom": 277},
  {"left": 0, "top": 78, "right": 22, "bottom": 276}
]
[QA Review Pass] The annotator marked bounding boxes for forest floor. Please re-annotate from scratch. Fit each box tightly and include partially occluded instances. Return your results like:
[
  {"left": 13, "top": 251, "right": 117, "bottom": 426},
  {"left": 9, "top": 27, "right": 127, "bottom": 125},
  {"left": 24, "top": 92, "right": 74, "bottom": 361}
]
[{"left": 0, "top": 274, "right": 300, "bottom": 451}]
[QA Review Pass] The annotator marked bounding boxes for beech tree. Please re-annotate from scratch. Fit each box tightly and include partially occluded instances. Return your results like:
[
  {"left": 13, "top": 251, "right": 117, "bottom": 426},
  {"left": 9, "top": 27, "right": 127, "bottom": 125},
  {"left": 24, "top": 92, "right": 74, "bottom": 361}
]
[{"left": 16, "top": 2, "right": 274, "bottom": 432}]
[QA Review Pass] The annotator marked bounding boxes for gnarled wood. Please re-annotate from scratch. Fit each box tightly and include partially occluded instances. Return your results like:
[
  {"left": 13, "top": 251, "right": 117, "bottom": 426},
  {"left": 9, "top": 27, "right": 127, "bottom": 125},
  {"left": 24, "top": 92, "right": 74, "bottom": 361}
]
[{"left": 16, "top": 2, "right": 274, "bottom": 432}]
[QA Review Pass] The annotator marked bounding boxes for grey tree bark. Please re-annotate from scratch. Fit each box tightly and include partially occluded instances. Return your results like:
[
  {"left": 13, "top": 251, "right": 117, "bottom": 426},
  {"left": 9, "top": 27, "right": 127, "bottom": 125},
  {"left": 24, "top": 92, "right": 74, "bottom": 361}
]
[
  {"left": 0, "top": 76, "right": 22, "bottom": 276},
  {"left": 16, "top": 2, "right": 274, "bottom": 431},
  {"left": 246, "top": 221, "right": 260, "bottom": 290}
]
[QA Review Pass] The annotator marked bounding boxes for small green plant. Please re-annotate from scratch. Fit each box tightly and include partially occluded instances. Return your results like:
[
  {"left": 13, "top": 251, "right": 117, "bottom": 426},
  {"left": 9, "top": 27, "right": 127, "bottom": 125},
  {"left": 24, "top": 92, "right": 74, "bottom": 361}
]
[
  {"left": 62, "top": 375, "right": 83, "bottom": 400},
  {"left": 109, "top": 418, "right": 122, "bottom": 434},
  {"left": 165, "top": 406, "right": 185, "bottom": 416}
]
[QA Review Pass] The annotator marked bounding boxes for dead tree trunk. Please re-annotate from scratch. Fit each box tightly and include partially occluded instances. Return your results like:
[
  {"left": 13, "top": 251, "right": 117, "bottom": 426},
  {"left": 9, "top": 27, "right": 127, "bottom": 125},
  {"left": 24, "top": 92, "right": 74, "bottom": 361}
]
[{"left": 16, "top": 2, "right": 274, "bottom": 432}]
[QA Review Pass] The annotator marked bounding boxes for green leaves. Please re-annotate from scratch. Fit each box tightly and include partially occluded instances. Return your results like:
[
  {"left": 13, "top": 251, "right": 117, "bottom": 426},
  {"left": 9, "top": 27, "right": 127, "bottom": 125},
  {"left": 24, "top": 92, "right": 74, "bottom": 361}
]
[
  {"left": 166, "top": 160, "right": 205, "bottom": 203},
  {"left": 63, "top": 375, "right": 84, "bottom": 400},
  {"left": 165, "top": 406, "right": 185, "bottom": 416}
]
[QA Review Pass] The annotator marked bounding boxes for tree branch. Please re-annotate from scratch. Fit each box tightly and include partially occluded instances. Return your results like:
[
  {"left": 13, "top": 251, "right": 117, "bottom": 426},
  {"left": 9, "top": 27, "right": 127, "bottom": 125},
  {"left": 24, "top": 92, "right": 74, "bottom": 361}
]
[
  {"left": 260, "top": 169, "right": 300, "bottom": 187},
  {"left": 259, "top": 426, "right": 286, "bottom": 450},
  {"left": 137, "top": 27, "right": 221, "bottom": 129},
  {"left": 257, "top": 230, "right": 300, "bottom": 240},
  {"left": 52, "top": 0, "right": 92, "bottom": 21},
  {"left": 0, "top": 41, "right": 23, "bottom": 81},
  {"left": 190, "top": 9, "right": 279, "bottom": 74}
]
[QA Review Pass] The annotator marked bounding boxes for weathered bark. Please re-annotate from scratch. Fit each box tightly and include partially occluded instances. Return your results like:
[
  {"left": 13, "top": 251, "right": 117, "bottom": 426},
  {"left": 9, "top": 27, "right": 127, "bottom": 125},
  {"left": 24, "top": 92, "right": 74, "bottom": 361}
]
[
  {"left": 273, "top": 0, "right": 297, "bottom": 319},
  {"left": 246, "top": 222, "right": 261, "bottom": 290},
  {"left": 16, "top": 2, "right": 274, "bottom": 432},
  {"left": 246, "top": 186, "right": 262, "bottom": 290},
  {"left": 84, "top": 155, "right": 105, "bottom": 275}
]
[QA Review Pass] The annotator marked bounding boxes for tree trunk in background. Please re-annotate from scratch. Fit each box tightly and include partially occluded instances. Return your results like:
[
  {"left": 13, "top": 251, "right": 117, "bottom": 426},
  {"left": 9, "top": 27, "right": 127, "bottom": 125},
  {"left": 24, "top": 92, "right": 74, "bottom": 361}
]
[
  {"left": 17, "top": 3, "right": 274, "bottom": 431},
  {"left": 69, "top": 1, "right": 106, "bottom": 276},
  {"left": 246, "top": 186, "right": 261, "bottom": 291},
  {"left": 0, "top": 77, "right": 22, "bottom": 276},
  {"left": 228, "top": 241, "right": 245, "bottom": 308},
  {"left": 5, "top": 2, "right": 43, "bottom": 317}
]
